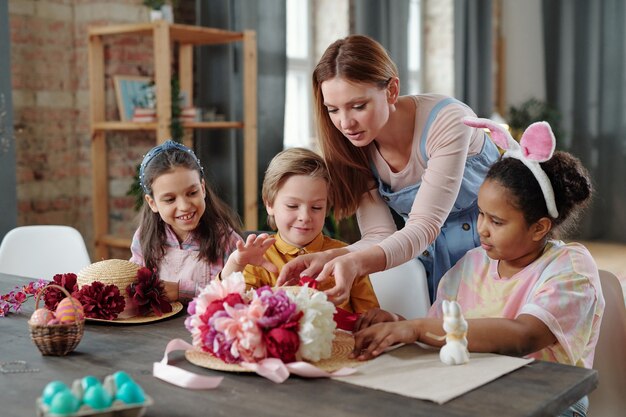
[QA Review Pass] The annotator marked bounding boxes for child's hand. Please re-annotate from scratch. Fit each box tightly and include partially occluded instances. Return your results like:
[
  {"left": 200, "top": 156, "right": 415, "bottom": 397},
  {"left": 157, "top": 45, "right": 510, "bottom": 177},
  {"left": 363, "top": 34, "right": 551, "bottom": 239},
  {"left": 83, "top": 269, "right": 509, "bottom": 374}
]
[
  {"left": 354, "top": 308, "right": 403, "bottom": 332},
  {"left": 221, "top": 233, "right": 277, "bottom": 278},
  {"left": 351, "top": 321, "right": 420, "bottom": 360},
  {"left": 162, "top": 281, "right": 179, "bottom": 302}
]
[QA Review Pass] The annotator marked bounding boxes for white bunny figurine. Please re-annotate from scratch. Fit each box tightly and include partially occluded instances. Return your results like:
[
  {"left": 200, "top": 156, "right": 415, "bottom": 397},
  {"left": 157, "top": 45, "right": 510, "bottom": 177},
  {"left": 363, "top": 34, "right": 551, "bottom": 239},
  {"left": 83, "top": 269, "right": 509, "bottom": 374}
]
[{"left": 439, "top": 300, "right": 470, "bottom": 365}]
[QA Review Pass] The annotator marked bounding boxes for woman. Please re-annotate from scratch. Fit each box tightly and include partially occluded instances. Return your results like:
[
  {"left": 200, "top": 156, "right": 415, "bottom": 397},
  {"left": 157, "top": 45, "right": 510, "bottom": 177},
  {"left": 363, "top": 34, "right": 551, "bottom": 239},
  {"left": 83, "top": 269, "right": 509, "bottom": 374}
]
[{"left": 277, "top": 35, "right": 499, "bottom": 305}]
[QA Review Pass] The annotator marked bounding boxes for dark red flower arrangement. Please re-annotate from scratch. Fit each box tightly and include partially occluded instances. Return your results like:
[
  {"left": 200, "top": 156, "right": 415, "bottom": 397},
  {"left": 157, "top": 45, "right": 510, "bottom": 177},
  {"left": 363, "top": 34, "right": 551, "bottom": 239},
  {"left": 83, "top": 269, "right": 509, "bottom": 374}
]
[
  {"left": 127, "top": 267, "right": 172, "bottom": 317},
  {"left": 42, "top": 268, "right": 170, "bottom": 321},
  {"left": 77, "top": 281, "right": 126, "bottom": 321}
]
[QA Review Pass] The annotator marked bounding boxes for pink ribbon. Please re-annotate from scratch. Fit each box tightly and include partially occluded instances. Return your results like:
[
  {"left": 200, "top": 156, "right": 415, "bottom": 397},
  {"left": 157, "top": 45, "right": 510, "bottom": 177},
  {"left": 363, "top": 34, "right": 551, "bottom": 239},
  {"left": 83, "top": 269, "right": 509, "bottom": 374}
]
[
  {"left": 153, "top": 338, "right": 223, "bottom": 389},
  {"left": 154, "top": 338, "right": 358, "bottom": 386},
  {"left": 240, "top": 359, "right": 357, "bottom": 383}
]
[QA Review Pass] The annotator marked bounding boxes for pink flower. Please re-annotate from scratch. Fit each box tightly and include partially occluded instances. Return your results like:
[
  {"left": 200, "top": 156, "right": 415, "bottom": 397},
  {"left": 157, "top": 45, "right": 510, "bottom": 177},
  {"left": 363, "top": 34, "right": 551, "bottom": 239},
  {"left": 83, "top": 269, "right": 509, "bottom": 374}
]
[
  {"left": 256, "top": 288, "right": 297, "bottom": 328},
  {"left": 213, "top": 300, "right": 267, "bottom": 362},
  {"left": 0, "top": 280, "right": 46, "bottom": 317}
]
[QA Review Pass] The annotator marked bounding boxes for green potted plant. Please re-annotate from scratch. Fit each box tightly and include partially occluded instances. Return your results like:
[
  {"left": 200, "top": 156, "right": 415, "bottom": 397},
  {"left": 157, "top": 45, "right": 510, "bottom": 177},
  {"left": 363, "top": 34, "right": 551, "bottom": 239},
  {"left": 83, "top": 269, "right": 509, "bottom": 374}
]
[{"left": 143, "top": 0, "right": 174, "bottom": 23}]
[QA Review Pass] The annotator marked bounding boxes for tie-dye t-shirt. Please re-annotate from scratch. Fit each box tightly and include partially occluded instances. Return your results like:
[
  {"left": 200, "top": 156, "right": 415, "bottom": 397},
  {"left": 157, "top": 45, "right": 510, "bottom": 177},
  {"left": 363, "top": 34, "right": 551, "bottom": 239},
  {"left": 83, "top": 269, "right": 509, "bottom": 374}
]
[{"left": 428, "top": 240, "right": 604, "bottom": 368}]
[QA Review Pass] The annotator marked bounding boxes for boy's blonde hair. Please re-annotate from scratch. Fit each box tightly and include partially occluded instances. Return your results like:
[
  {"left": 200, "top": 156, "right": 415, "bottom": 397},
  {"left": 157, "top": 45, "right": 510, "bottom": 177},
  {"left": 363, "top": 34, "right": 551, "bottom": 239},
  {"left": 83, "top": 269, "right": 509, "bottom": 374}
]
[{"left": 262, "top": 147, "right": 331, "bottom": 230}]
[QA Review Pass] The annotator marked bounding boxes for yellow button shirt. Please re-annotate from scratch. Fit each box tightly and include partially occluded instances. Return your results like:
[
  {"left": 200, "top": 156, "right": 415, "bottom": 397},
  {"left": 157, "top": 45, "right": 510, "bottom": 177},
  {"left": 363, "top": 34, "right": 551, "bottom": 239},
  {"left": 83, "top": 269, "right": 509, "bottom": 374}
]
[{"left": 243, "top": 232, "right": 379, "bottom": 314}]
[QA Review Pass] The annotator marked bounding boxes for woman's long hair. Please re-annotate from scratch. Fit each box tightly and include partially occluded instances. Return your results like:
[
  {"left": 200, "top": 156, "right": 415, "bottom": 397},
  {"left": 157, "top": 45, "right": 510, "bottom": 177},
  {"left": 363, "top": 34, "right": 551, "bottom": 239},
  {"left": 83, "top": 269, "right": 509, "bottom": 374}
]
[
  {"left": 138, "top": 148, "right": 241, "bottom": 271},
  {"left": 312, "top": 35, "right": 398, "bottom": 219}
]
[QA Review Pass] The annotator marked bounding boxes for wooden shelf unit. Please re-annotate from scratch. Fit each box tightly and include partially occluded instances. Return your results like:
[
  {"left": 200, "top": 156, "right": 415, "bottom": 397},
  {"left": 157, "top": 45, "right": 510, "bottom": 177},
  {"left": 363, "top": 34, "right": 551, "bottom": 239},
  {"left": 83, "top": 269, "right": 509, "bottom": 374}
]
[{"left": 88, "top": 21, "right": 258, "bottom": 260}]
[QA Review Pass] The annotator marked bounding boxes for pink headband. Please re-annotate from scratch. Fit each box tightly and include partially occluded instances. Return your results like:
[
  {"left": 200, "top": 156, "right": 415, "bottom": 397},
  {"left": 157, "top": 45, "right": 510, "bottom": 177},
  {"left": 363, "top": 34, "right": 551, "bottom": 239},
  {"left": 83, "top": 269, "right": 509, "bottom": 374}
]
[{"left": 463, "top": 117, "right": 559, "bottom": 218}]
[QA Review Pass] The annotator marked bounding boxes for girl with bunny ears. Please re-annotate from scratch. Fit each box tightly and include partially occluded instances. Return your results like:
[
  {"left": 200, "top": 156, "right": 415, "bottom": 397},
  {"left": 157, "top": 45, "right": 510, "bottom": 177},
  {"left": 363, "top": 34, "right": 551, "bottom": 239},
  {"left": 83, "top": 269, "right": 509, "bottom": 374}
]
[{"left": 352, "top": 119, "right": 604, "bottom": 417}]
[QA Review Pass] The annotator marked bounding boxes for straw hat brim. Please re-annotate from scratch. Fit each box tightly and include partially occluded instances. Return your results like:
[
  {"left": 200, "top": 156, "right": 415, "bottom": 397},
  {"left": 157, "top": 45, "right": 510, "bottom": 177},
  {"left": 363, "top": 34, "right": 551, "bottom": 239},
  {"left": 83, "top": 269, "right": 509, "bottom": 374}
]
[
  {"left": 185, "top": 330, "right": 364, "bottom": 373},
  {"left": 86, "top": 301, "right": 183, "bottom": 325}
]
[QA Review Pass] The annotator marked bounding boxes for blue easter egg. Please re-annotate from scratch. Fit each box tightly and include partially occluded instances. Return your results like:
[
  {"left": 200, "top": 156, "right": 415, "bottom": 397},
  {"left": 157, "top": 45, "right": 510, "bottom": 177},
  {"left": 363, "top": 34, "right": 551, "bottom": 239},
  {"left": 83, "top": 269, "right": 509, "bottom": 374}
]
[
  {"left": 42, "top": 381, "right": 69, "bottom": 406},
  {"left": 112, "top": 371, "right": 133, "bottom": 388},
  {"left": 83, "top": 385, "right": 113, "bottom": 410},
  {"left": 116, "top": 381, "right": 145, "bottom": 404},
  {"left": 81, "top": 375, "right": 100, "bottom": 390},
  {"left": 49, "top": 390, "right": 80, "bottom": 415}
]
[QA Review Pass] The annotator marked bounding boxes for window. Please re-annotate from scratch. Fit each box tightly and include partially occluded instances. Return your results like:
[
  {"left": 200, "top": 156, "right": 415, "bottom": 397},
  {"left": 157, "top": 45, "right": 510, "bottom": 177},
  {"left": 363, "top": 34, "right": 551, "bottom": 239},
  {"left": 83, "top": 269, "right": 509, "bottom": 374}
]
[
  {"left": 284, "top": 0, "right": 313, "bottom": 149},
  {"left": 284, "top": 0, "right": 422, "bottom": 148},
  {"left": 407, "top": 0, "right": 422, "bottom": 94}
]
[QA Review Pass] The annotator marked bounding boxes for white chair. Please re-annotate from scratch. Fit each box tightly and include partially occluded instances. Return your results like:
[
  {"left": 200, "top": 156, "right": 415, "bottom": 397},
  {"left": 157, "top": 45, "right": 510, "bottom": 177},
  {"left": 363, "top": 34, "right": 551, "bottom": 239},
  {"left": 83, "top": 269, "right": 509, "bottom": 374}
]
[
  {"left": 588, "top": 269, "right": 626, "bottom": 417},
  {"left": 369, "top": 258, "right": 431, "bottom": 319},
  {"left": 0, "top": 225, "right": 91, "bottom": 279}
]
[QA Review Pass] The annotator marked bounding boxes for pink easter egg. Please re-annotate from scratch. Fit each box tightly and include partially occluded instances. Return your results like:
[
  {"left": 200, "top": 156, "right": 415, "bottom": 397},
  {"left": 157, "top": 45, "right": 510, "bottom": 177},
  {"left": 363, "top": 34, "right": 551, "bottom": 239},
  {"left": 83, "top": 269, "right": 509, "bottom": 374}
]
[
  {"left": 55, "top": 297, "right": 85, "bottom": 323},
  {"left": 47, "top": 318, "right": 61, "bottom": 325},
  {"left": 30, "top": 308, "right": 54, "bottom": 325}
]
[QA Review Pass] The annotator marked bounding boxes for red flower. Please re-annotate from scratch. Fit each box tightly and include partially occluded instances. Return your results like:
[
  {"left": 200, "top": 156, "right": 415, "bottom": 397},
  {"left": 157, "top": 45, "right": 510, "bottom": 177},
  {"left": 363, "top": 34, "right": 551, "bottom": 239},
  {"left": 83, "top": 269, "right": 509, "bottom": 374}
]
[
  {"left": 264, "top": 318, "right": 301, "bottom": 363},
  {"left": 201, "top": 293, "right": 244, "bottom": 323},
  {"left": 44, "top": 273, "right": 79, "bottom": 310},
  {"left": 126, "top": 267, "right": 172, "bottom": 317},
  {"left": 77, "top": 281, "right": 126, "bottom": 320}
]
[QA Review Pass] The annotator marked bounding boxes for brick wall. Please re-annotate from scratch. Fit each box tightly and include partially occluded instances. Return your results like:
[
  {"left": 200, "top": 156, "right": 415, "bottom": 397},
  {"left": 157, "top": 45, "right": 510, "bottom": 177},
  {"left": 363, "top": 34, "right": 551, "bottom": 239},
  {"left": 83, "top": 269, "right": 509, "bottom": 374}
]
[{"left": 9, "top": 0, "right": 195, "bottom": 260}]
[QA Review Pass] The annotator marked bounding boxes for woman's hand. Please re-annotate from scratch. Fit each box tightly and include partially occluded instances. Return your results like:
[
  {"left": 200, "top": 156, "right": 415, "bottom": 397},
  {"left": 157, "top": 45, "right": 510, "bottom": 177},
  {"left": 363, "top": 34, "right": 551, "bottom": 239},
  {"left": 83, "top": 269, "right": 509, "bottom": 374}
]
[
  {"left": 315, "top": 253, "right": 362, "bottom": 305},
  {"left": 352, "top": 320, "right": 421, "bottom": 360},
  {"left": 275, "top": 249, "right": 346, "bottom": 287},
  {"left": 221, "top": 233, "right": 277, "bottom": 278},
  {"left": 354, "top": 308, "right": 404, "bottom": 332},
  {"left": 316, "top": 246, "right": 386, "bottom": 306}
]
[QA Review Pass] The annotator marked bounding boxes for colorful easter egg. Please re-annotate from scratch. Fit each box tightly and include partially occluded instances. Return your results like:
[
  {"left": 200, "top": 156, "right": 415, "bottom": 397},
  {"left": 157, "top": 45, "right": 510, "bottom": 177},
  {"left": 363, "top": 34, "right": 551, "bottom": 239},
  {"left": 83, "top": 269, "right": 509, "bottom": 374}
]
[
  {"left": 49, "top": 390, "right": 80, "bottom": 415},
  {"left": 81, "top": 375, "right": 100, "bottom": 390},
  {"left": 42, "top": 381, "right": 70, "bottom": 406},
  {"left": 29, "top": 308, "right": 54, "bottom": 326},
  {"left": 55, "top": 296, "right": 84, "bottom": 323},
  {"left": 116, "top": 381, "right": 145, "bottom": 404},
  {"left": 83, "top": 385, "right": 113, "bottom": 410},
  {"left": 112, "top": 371, "right": 133, "bottom": 388}
]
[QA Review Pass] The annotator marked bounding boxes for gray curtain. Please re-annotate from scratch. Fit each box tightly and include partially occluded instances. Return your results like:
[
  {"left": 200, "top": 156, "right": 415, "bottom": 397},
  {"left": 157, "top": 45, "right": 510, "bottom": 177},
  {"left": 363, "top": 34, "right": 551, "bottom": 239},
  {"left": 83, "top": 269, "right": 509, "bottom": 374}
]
[
  {"left": 352, "top": 0, "right": 411, "bottom": 95},
  {"left": 195, "top": 0, "right": 286, "bottom": 226},
  {"left": 0, "top": 0, "right": 17, "bottom": 240},
  {"left": 543, "top": 0, "right": 626, "bottom": 243},
  {"left": 453, "top": 0, "right": 493, "bottom": 117}
]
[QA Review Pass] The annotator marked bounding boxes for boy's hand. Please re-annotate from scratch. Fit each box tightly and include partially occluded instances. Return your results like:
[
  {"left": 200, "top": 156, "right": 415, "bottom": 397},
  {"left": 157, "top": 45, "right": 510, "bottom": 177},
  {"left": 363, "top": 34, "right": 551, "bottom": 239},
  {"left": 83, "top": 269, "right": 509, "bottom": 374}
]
[
  {"left": 354, "top": 308, "right": 403, "bottom": 332},
  {"left": 222, "top": 233, "right": 277, "bottom": 278}
]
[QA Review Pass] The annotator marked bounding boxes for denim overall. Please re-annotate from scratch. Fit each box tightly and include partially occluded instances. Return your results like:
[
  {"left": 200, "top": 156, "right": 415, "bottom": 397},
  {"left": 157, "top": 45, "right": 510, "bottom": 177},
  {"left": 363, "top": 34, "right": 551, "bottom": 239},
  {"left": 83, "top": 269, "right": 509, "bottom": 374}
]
[{"left": 372, "top": 98, "right": 500, "bottom": 303}]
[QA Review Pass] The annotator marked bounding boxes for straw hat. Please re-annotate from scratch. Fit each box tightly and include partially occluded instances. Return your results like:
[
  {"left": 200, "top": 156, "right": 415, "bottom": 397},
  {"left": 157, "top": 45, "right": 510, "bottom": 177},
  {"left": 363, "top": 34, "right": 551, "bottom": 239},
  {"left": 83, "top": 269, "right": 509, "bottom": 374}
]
[
  {"left": 77, "top": 259, "right": 182, "bottom": 324},
  {"left": 185, "top": 330, "right": 364, "bottom": 373}
]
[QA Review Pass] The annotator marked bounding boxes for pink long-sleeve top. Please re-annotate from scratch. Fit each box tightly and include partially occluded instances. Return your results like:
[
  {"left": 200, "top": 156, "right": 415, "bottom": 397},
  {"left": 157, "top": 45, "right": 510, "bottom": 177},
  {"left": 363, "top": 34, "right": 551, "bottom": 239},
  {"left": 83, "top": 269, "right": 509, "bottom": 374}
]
[{"left": 349, "top": 94, "right": 487, "bottom": 270}]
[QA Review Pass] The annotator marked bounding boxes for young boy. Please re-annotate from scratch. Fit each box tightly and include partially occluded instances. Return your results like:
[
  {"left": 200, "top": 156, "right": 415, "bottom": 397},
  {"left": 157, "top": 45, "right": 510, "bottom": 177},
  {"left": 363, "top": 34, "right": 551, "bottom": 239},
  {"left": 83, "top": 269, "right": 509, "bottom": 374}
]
[{"left": 221, "top": 147, "right": 379, "bottom": 313}]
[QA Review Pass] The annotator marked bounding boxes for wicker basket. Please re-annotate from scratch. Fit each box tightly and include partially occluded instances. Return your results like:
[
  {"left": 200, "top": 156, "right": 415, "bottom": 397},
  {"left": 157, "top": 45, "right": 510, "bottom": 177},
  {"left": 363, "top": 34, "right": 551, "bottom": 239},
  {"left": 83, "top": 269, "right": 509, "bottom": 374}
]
[{"left": 28, "top": 284, "right": 85, "bottom": 356}]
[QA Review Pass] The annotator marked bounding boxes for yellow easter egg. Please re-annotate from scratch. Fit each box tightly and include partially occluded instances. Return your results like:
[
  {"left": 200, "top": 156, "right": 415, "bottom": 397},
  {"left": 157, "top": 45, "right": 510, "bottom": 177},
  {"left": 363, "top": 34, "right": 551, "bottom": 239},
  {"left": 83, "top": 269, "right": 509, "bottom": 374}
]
[
  {"left": 55, "top": 297, "right": 85, "bottom": 323},
  {"left": 29, "top": 308, "right": 54, "bottom": 325}
]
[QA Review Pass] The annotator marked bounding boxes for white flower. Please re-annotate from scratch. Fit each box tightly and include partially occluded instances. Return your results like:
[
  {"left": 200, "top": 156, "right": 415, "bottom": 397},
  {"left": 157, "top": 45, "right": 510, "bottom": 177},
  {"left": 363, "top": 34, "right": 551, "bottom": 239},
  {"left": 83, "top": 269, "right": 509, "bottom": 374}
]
[{"left": 288, "top": 288, "right": 337, "bottom": 362}]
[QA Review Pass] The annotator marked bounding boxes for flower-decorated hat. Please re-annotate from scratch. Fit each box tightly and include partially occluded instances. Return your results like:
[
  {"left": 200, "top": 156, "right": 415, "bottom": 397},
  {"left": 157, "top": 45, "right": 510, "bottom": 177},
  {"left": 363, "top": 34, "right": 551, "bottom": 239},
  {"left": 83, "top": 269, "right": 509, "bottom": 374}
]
[{"left": 75, "top": 259, "right": 182, "bottom": 324}]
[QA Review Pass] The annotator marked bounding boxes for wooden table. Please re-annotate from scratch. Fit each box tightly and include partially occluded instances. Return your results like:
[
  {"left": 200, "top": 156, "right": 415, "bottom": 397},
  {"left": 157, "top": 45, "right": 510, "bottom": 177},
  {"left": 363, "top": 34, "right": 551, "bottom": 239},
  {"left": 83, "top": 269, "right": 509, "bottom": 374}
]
[{"left": 0, "top": 273, "right": 597, "bottom": 417}]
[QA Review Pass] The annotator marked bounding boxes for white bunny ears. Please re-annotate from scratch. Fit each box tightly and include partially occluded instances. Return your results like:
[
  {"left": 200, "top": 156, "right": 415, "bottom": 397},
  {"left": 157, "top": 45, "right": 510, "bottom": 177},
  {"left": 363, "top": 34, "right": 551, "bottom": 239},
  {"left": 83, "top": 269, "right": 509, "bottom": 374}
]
[{"left": 463, "top": 117, "right": 559, "bottom": 218}]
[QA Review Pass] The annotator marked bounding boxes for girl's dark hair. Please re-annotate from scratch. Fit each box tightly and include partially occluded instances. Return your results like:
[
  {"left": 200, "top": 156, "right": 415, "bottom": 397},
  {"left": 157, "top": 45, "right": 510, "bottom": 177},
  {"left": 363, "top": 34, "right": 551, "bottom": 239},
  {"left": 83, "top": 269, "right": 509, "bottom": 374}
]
[
  {"left": 486, "top": 151, "right": 592, "bottom": 237},
  {"left": 138, "top": 148, "right": 241, "bottom": 271}
]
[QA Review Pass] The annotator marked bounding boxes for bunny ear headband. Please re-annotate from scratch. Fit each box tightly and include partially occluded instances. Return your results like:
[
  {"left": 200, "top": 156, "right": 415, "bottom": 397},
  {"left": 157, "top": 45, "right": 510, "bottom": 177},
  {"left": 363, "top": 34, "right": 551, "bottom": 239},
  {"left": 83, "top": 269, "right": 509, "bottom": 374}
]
[{"left": 462, "top": 116, "right": 559, "bottom": 218}]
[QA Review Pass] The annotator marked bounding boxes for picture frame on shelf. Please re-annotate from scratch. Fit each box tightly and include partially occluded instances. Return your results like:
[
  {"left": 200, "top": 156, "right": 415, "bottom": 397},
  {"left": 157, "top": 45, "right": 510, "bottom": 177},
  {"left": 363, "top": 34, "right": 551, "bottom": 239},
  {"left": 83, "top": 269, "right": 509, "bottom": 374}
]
[{"left": 113, "top": 76, "right": 155, "bottom": 121}]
